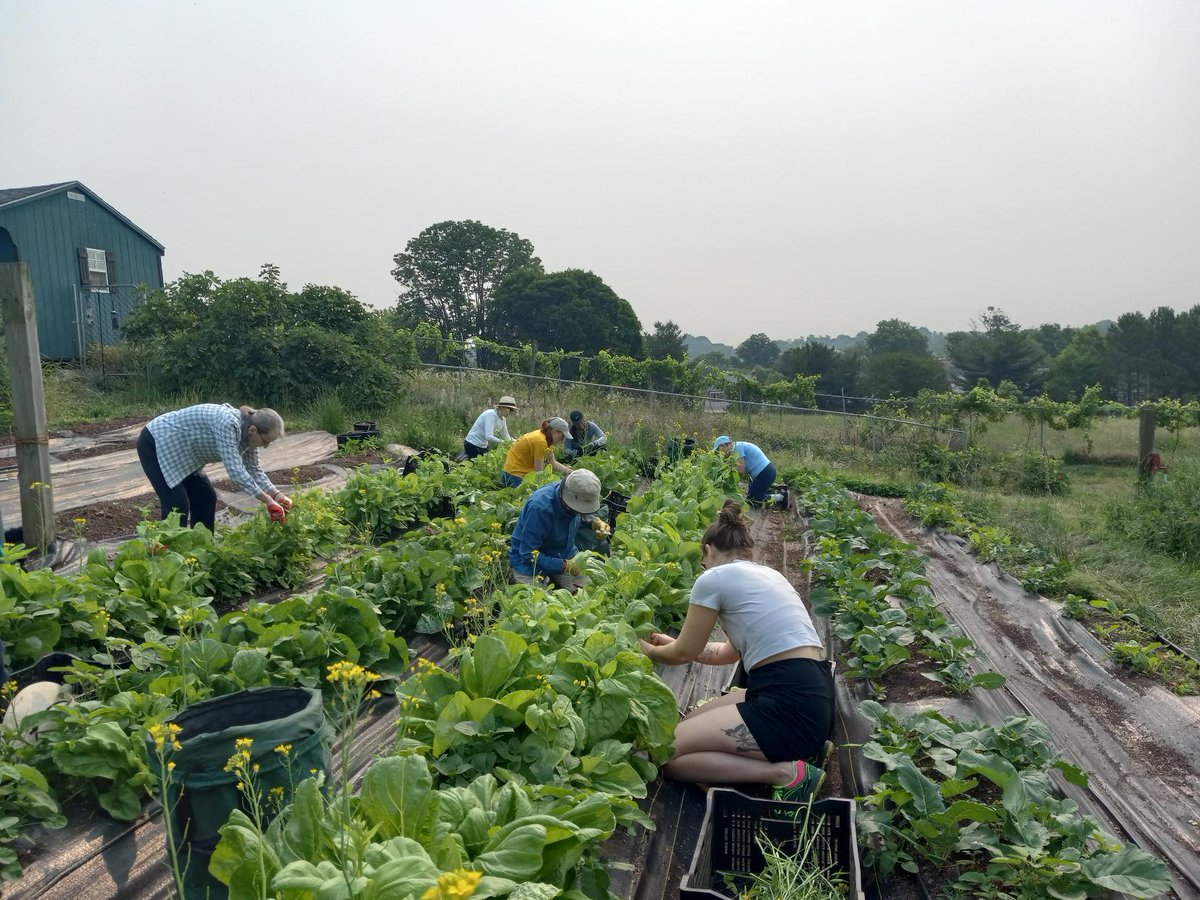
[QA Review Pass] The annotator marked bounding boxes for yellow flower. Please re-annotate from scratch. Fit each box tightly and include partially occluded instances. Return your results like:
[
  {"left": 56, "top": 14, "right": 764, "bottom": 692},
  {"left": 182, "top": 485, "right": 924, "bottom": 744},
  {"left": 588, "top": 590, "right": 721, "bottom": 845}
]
[
  {"left": 275, "top": 743, "right": 293, "bottom": 756},
  {"left": 420, "top": 869, "right": 482, "bottom": 900},
  {"left": 167, "top": 760, "right": 176, "bottom": 772},
  {"left": 367, "top": 689, "right": 381, "bottom": 700},
  {"left": 235, "top": 737, "right": 254, "bottom": 750},
  {"left": 73, "top": 516, "right": 88, "bottom": 526}
]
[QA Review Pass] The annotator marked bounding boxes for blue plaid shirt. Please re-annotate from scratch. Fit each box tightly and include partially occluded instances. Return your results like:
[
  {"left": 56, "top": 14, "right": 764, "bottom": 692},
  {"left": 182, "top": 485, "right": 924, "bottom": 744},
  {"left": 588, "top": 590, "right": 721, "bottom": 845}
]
[{"left": 146, "top": 403, "right": 275, "bottom": 498}]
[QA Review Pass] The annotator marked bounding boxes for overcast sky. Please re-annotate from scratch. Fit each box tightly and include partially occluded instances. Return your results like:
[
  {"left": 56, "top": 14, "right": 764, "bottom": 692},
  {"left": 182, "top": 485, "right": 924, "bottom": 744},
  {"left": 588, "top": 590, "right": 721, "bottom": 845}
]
[{"left": 3, "top": 1, "right": 1198, "bottom": 345}]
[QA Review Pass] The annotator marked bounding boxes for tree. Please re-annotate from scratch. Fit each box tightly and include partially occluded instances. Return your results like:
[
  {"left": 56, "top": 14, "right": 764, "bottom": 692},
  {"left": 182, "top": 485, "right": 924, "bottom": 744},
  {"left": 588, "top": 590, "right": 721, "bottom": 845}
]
[
  {"left": 645, "top": 320, "right": 687, "bottom": 361},
  {"left": 866, "top": 319, "right": 929, "bottom": 356},
  {"left": 1044, "top": 327, "right": 1108, "bottom": 400},
  {"left": 1033, "top": 323, "right": 1076, "bottom": 357},
  {"left": 736, "top": 333, "right": 780, "bottom": 367},
  {"left": 945, "top": 307, "right": 1047, "bottom": 394},
  {"left": 391, "top": 220, "right": 542, "bottom": 343},
  {"left": 862, "top": 352, "right": 947, "bottom": 397},
  {"left": 777, "top": 342, "right": 863, "bottom": 398},
  {"left": 490, "top": 269, "right": 643, "bottom": 357},
  {"left": 123, "top": 265, "right": 415, "bottom": 409}
]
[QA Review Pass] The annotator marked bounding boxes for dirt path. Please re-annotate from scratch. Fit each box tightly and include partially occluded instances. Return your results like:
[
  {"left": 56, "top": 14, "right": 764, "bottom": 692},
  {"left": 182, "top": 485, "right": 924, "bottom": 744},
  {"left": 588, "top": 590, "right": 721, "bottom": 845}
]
[{"left": 860, "top": 495, "right": 1200, "bottom": 898}]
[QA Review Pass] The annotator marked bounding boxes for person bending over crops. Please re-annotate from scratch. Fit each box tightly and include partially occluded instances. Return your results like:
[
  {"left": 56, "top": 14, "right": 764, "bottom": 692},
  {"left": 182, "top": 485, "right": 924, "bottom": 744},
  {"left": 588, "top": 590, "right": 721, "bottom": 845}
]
[
  {"left": 461, "top": 395, "right": 518, "bottom": 460},
  {"left": 563, "top": 410, "right": 607, "bottom": 460},
  {"left": 509, "top": 470, "right": 607, "bottom": 591},
  {"left": 639, "top": 499, "right": 832, "bottom": 802},
  {"left": 712, "top": 435, "right": 784, "bottom": 508},
  {"left": 501, "top": 417, "right": 573, "bottom": 487},
  {"left": 137, "top": 403, "right": 291, "bottom": 532}
]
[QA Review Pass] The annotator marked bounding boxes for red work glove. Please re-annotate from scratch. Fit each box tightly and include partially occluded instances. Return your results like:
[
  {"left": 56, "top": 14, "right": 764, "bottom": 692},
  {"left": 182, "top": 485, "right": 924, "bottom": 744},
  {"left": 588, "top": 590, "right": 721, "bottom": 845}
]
[
  {"left": 267, "top": 501, "right": 287, "bottom": 523},
  {"left": 274, "top": 493, "right": 293, "bottom": 510}
]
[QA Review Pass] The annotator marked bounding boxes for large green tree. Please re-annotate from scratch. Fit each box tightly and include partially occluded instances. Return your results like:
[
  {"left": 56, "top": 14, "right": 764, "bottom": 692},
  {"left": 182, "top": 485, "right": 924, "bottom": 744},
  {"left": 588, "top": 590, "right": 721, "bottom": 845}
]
[
  {"left": 490, "top": 269, "right": 643, "bottom": 357},
  {"left": 945, "top": 307, "right": 1047, "bottom": 394},
  {"left": 862, "top": 352, "right": 947, "bottom": 397},
  {"left": 1044, "top": 326, "right": 1108, "bottom": 400},
  {"left": 777, "top": 341, "right": 863, "bottom": 397},
  {"left": 391, "top": 220, "right": 542, "bottom": 343},
  {"left": 736, "top": 333, "right": 780, "bottom": 367},
  {"left": 645, "top": 320, "right": 687, "bottom": 361},
  {"left": 866, "top": 319, "right": 929, "bottom": 356}
]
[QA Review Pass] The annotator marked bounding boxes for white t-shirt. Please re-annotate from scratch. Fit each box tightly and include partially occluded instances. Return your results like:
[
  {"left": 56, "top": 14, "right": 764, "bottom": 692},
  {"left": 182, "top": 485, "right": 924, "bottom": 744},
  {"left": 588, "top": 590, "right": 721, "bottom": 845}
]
[
  {"left": 465, "top": 408, "right": 512, "bottom": 449},
  {"left": 689, "top": 559, "right": 823, "bottom": 670}
]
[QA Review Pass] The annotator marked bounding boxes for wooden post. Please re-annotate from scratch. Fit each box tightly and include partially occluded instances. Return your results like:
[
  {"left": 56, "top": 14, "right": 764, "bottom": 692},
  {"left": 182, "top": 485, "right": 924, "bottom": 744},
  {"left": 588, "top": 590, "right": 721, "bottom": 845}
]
[
  {"left": 0, "top": 263, "right": 56, "bottom": 554},
  {"left": 1138, "top": 407, "right": 1156, "bottom": 482}
]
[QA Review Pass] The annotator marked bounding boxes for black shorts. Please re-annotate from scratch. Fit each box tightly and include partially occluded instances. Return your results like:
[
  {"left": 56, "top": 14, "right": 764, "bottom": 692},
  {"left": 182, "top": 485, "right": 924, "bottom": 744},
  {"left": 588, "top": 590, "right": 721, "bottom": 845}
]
[{"left": 738, "top": 658, "right": 834, "bottom": 763}]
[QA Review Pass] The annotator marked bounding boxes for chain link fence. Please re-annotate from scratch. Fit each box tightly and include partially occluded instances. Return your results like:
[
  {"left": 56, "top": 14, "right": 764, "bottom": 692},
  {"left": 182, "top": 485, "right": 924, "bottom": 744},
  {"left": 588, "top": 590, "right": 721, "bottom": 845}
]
[{"left": 72, "top": 283, "right": 142, "bottom": 380}]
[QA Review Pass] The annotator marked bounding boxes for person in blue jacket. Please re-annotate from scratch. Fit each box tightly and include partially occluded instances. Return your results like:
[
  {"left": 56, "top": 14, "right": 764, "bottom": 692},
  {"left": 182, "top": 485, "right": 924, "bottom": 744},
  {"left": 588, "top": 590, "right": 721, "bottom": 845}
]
[
  {"left": 713, "top": 435, "right": 783, "bottom": 508},
  {"left": 509, "top": 470, "right": 605, "bottom": 591}
]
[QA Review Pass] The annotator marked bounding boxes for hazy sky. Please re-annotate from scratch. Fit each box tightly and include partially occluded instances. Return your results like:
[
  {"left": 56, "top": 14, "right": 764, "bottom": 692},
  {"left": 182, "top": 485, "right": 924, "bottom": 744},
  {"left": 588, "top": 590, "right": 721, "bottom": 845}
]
[{"left": 3, "top": 1, "right": 1198, "bottom": 345}]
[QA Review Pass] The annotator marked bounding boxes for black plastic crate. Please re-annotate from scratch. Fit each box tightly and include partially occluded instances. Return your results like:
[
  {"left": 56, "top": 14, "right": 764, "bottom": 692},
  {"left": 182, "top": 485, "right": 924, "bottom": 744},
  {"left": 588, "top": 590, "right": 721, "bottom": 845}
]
[{"left": 681, "top": 788, "right": 863, "bottom": 900}]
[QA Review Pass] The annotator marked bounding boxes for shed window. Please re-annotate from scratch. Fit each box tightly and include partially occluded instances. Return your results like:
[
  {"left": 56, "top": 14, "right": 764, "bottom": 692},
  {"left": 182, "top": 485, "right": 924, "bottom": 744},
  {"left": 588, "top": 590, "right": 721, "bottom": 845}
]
[{"left": 86, "top": 248, "right": 110, "bottom": 292}]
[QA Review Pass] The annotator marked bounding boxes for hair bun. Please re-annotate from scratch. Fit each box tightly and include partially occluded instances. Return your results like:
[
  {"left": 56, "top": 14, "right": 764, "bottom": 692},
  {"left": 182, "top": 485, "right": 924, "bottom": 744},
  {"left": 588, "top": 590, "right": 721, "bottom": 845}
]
[{"left": 719, "top": 499, "right": 744, "bottom": 524}]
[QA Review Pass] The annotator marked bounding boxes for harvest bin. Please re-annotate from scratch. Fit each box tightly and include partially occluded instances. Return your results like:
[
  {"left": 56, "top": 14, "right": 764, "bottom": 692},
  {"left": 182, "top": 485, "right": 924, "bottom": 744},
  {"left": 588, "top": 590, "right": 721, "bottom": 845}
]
[
  {"left": 681, "top": 788, "right": 864, "bottom": 900},
  {"left": 148, "top": 686, "right": 331, "bottom": 900}
]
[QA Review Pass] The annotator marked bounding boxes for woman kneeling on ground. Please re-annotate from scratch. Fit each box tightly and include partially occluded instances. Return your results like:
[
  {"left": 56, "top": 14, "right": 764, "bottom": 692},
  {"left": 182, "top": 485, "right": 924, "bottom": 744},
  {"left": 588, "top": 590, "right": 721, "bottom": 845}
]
[
  {"left": 639, "top": 499, "right": 833, "bottom": 802},
  {"left": 137, "top": 403, "right": 292, "bottom": 532},
  {"left": 501, "top": 417, "right": 573, "bottom": 487}
]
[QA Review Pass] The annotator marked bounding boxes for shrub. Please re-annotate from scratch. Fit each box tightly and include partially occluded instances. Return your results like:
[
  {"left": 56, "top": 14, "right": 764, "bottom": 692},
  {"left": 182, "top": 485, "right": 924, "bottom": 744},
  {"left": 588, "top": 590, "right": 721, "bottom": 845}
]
[
  {"left": 1003, "top": 453, "right": 1068, "bottom": 495},
  {"left": 1105, "top": 467, "right": 1200, "bottom": 565}
]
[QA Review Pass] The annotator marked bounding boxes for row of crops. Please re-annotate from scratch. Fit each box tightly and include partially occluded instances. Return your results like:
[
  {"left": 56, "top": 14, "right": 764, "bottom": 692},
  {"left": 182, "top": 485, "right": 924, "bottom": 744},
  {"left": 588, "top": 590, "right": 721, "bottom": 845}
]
[
  {"left": 793, "top": 475, "right": 1172, "bottom": 899},
  {"left": 0, "top": 448, "right": 739, "bottom": 897}
]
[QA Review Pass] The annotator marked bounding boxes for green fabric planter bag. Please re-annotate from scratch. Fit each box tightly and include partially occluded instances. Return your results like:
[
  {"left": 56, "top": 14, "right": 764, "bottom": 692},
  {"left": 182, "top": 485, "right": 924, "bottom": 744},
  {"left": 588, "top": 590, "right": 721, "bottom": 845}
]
[{"left": 148, "top": 686, "right": 330, "bottom": 900}]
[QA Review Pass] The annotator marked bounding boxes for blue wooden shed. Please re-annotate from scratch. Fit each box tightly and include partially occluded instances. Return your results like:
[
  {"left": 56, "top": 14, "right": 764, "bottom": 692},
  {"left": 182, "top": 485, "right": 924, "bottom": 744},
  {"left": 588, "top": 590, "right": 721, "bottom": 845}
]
[{"left": 0, "top": 181, "right": 165, "bottom": 360}]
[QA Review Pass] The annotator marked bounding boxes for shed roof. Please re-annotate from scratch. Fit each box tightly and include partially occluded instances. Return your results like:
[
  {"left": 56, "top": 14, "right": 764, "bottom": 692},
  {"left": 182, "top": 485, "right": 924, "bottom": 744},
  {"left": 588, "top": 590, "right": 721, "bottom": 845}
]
[{"left": 0, "top": 180, "right": 165, "bottom": 251}]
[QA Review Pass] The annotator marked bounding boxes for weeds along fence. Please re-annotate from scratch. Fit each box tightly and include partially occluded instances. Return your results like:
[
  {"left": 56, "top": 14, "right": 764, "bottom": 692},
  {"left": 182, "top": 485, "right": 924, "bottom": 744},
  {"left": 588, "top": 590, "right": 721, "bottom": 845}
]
[
  {"left": 71, "top": 283, "right": 143, "bottom": 381},
  {"left": 407, "top": 364, "right": 966, "bottom": 466}
]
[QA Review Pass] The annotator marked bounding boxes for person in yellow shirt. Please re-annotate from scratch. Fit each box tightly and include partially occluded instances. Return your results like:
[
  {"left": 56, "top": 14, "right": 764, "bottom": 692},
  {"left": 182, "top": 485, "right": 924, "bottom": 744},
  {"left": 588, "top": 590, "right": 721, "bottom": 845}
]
[{"left": 502, "top": 417, "right": 573, "bottom": 487}]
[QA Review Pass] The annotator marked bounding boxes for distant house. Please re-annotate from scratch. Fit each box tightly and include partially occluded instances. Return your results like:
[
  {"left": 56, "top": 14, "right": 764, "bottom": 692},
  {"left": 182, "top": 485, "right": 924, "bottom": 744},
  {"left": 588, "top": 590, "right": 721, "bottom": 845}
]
[{"left": 0, "top": 181, "right": 164, "bottom": 360}]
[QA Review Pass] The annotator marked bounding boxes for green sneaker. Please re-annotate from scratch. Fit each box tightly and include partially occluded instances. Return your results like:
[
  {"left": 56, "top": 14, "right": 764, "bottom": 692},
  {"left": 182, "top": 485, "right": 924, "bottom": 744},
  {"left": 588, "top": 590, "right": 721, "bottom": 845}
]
[
  {"left": 773, "top": 761, "right": 825, "bottom": 804},
  {"left": 807, "top": 739, "right": 835, "bottom": 771}
]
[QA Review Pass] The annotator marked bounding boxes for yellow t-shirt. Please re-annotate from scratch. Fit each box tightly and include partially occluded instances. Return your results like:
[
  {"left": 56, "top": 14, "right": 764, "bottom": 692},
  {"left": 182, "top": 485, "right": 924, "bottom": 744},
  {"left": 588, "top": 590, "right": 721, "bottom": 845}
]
[{"left": 504, "top": 429, "right": 552, "bottom": 477}]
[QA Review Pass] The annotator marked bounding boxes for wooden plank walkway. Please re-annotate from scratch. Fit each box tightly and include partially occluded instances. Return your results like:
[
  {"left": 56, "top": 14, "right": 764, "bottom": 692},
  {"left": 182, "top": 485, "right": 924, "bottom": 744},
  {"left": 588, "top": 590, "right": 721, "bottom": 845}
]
[{"left": 0, "top": 431, "right": 339, "bottom": 528}]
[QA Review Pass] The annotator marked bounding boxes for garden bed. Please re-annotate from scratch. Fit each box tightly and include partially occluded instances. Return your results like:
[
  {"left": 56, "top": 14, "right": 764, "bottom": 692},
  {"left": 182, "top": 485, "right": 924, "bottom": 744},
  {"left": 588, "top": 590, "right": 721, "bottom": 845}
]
[
  {"left": 211, "top": 465, "right": 333, "bottom": 493},
  {"left": 855, "top": 493, "right": 1199, "bottom": 897},
  {"left": 52, "top": 441, "right": 139, "bottom": 462}
]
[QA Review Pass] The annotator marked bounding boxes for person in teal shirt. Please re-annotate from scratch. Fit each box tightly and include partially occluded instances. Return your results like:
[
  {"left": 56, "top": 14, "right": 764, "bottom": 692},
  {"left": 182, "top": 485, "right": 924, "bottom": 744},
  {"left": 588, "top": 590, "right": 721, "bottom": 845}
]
[{"left": 713, "top": 435, "right": 784, "bottom": 508}]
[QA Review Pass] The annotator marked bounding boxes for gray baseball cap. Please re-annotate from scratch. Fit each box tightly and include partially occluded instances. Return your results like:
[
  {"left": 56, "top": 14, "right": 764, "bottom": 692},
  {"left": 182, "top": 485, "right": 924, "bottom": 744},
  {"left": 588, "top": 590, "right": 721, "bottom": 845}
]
[{"left": 560, "top": 469, "right": 602, "bottom": 514}]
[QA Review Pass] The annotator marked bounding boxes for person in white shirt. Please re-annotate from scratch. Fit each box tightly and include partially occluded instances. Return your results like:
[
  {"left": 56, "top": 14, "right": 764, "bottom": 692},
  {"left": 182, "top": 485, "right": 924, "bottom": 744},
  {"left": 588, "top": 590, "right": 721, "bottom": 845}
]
[
  {"left": 639, "top": 499, "right": 833, "bottom": 802},
  {"left": 462, "top": 395, "right": 518, "bottom": 460}
]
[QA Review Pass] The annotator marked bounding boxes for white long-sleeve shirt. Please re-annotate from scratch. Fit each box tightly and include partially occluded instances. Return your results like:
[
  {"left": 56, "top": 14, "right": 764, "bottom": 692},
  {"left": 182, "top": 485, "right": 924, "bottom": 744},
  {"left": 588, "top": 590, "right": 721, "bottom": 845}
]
[{"left": 465, "top": 408, "right": 513, "bottom": 449}]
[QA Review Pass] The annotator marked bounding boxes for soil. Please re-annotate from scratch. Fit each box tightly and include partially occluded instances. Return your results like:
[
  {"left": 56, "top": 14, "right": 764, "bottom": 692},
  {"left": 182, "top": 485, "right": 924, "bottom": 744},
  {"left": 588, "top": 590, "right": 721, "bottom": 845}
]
[
  {"left": 55, "top": 492, "right": 228, "bottom": 542},
  {"left": 0, "top": 416, "right": 149, "bottom": 448},
  {"left": 211, "top": 465, "right": 332, "bottom": 493},
  {"left": 879, "top": 655, "right": 955, "bottom": 703},
  {"left": 332, "top": 448, "right": 402, "bottom": 467},
  {"left": 56, "top": 416, "right": 150, "bottom": 438},
  {"left": 55, "top": 493, "right": 159, "bottom": 542},
  {"left": 53, "top": 441, "right": 139, "bottom": 462}
]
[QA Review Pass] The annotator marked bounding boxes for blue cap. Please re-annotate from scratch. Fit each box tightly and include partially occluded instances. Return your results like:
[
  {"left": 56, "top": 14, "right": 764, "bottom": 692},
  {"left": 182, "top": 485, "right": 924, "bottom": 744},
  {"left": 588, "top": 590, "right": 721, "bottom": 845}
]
[{"left": 713, "top": 435, "right": 732, "bottom": 451}]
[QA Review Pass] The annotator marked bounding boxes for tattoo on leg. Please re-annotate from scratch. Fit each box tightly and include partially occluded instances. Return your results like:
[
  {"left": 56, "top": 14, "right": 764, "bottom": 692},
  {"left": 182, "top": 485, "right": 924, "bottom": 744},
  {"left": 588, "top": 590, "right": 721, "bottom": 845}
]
[{"left": 721, "top": 723, "right": 761, "bottom": 753}]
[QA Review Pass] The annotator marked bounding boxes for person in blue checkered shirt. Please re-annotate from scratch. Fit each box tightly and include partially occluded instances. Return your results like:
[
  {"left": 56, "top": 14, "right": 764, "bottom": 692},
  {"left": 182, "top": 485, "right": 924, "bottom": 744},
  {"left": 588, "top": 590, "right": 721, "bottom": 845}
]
[{"left": 136, "top": 403, "right": 291, "bottom": 531}]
